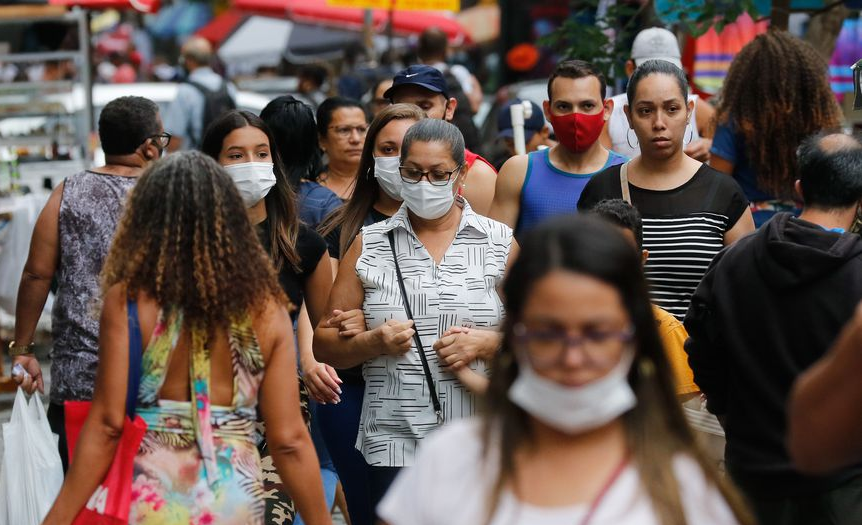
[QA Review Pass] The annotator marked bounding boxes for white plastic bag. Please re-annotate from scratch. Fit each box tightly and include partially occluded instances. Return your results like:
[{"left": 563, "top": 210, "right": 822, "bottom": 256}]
[{"left": 0, "top": 388, "right": 63, "bottom": 525}]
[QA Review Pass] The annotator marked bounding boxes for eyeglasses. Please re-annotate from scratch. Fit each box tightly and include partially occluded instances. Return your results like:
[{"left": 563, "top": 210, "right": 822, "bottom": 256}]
[
  {"left": 148, "top": 132, "right": 172, "bottom": 149},
  {"left": 398, "top": 164, "right": 462, "bottom": 186},
  {"left": 512, "top": 323, "right": 634, "bottom": 370},
  {"left": 329, "top": 125, "right": 368, "bottom": 138}
]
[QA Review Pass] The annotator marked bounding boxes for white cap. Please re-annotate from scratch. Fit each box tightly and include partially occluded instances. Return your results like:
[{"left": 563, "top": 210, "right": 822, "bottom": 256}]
[{"left": 631, "top": 27, "right": 682, "bottom": 69}]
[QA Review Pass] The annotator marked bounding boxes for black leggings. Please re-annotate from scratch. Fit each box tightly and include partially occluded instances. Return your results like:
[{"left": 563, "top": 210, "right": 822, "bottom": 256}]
[{"left": 46, "top": 402, "right": 69, "bottom": 473}]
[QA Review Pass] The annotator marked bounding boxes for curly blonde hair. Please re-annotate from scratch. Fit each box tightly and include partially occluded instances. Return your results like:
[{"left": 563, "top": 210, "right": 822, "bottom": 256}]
[{"left": 102, "top": 151, "right": 288, "bottom": 328}]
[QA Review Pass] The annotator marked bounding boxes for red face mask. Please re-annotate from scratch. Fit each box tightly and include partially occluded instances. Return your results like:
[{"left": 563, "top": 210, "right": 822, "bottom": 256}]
[{"left": 549, "top": 109, "right": 606, "bottom": 153}]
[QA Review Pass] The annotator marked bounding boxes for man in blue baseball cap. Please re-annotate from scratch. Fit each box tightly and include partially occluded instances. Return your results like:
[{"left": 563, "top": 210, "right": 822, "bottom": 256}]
[
  {"left": 386, "top": 64, "right": 498, "bottom": 215},
  {"left": 496, "top": 99, "right": 555, "bottom": 158}
]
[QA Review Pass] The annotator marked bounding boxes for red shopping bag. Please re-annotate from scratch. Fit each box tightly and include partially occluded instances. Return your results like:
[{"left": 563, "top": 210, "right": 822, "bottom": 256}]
[
  {"left": 64, "top": 403, "right": 147, "bottom": 525},
  {"left": 64, "top": 300, "right": 148, "bottom": 525}
]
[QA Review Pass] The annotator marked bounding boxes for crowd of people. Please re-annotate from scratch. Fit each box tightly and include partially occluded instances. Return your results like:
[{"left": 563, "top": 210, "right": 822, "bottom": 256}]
[{"left": 9, "top": 24, "right": 862, "bottom": 525}]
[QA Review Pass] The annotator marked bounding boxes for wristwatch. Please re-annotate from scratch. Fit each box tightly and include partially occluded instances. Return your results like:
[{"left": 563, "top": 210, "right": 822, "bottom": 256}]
[{"left": 7, "top": 341, "right": 35, "bottom": 357}]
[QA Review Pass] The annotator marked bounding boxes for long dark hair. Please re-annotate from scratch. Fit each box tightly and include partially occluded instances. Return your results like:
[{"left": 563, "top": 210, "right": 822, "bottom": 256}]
[
  {"left": 482, "top": 215, "right": 754, "bottom": 525},
  {"left": 260, "top": 95, "right": 323, "bottom": 189},
  {"left": 102, "top": 152, "right": 287, "bottom": 328},
  {"left": 319, "top": 103, "right": 425, "bottom": 256},
  {"left": 716, "top": 31, "right": 841, "bottom": 199},
  {"left": 201, "top": 110, "right": 301, "bottom": 271}
]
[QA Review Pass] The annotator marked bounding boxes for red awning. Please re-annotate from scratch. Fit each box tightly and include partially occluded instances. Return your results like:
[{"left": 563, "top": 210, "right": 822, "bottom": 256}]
[
  {"left": 197, "top": 9, "right": 247, "bottom": 45},
  {"left": 234, "top": 0, "right": 470, "bottom": 44},
  {"left": 48, "top": 0, "right": 160, "bottom": 13}
]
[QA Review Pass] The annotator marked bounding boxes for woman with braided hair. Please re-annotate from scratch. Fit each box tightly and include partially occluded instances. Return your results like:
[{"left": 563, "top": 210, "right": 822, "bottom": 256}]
[
  {"left": 43, "top": 152, "right": 331, "bottom": 525},
  {"left": 710, "top": 30, "right": 842, "bottom": 227}
]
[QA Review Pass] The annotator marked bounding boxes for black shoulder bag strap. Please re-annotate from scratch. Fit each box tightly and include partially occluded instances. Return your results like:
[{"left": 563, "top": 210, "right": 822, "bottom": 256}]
[{"left": 387, "top": 230, "right": 443, "bottom": 425}]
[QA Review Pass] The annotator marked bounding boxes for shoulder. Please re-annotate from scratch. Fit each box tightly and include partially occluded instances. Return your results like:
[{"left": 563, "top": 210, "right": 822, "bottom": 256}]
[
  {"left": 498, "top": 154, "right": 530, "bottom": 182},
  {"left": 577, "top": 163, "right": 623, "bottom": 209},
  {"left": 696, "top": 164, "right": 747, "bottom": 198},
  {"left": 377, "top": 418, "right": 490, "bottom": 524},
  {"left": 672, "top": 455, "right": 741, "bottom": 524},
  {"left": 470, "top": 211, "right": 514, "bottom": 244},
  {"left": 607, "top": 150, "right": 629, "bottom": 166},
  {"left": 297, "top": 223, "right": 328, "bottom": 260}
]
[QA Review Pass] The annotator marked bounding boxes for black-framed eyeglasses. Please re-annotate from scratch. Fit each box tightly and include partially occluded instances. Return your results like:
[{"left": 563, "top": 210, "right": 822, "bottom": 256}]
[
  {"left": 512, "top": 323, "right": 634, "bottom": 370},
  {"left": 148, "top": 132, "right": 172, "bottom": 149},
  {"left": 398, "top": 164, "right": 462, "bottom": 186}
]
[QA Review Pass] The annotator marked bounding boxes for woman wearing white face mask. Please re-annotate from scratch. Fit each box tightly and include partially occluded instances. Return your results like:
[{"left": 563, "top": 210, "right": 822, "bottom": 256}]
[
  {"left": 377, "top": 215, "right": 754, "bottom": 525},
  {"left": 314, "top": 119, "right": 518, "bottom": 518},
  {"left": 202, "top": 110, "right": 334, "bottom": 524}
]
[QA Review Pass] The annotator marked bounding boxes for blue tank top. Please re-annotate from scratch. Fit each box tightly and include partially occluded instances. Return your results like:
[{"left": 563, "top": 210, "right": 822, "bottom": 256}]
[{"left": 515, "top": 148, "right": 628, "bottom": 236}]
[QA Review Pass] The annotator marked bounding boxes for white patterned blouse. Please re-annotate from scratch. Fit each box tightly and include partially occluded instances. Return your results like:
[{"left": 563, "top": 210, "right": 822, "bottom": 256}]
[{"left": 354, "top": 200, "right": 513, "bottom": 467}]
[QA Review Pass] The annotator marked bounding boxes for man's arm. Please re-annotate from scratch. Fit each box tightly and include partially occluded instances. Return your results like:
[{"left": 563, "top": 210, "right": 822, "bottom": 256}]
[
  {"left": 789, "top": 303, "right": 862, "bottom": 474},
  {"left": 13, "top": 182, "right": 63, "bottom": 394},
  {"left": 683, "top": 260, "right": 729, "bottom": 415},
  {"left": 486, "top": 154, "right": 528, "bottom": 228},
  {"left": 463, "top": 160, "right": 498, "bottom": 216}
]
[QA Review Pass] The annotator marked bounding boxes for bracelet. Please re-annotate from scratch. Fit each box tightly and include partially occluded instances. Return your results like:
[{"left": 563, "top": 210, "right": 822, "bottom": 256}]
[{"left": 7, "top": 340, "right": 35, "bottom": 357}]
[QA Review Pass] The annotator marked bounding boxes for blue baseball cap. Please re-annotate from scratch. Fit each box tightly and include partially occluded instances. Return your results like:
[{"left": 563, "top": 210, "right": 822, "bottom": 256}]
[
  {"left": 384, "top": 64, "right": 449, "bottom": 100},
  {"left": 497, "top": 99, "right": 545, "bottom": 140}
]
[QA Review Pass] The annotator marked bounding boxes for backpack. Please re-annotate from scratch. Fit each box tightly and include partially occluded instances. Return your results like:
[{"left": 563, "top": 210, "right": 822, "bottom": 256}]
[{"left": 186, "top": 79, "right": 236, "bottom": 145}]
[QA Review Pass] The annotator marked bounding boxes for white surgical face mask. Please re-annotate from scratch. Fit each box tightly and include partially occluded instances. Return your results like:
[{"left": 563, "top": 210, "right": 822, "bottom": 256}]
[
  {"left": 374, "top": 156, "right": 402, "bottom": 200},
  {"left": 223, "top": 162, "right": 276, "bottom": 208},
  {"left": 508, "top": 350, "right": 636, "bottom": 434},
  {"left": 400, "top": 179, "right": 455, "bottom": 220}
]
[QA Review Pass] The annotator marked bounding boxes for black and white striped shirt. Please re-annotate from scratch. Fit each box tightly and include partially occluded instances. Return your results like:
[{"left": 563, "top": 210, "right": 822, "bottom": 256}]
[
  {"left": 578, "top": 164, "right": 749, "bottom": 319},
  {"left": 355, "top": 201, "right": 513, "bottom": 466}
]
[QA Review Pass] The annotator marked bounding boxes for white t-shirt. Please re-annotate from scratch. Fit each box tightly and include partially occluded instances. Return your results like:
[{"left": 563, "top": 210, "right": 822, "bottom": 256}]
[
  {"left": 378, "top": 418, "right": 740, "bottom": 525},
  {"left": 607, "top": 93, "right": 700, "bottom": 158}
]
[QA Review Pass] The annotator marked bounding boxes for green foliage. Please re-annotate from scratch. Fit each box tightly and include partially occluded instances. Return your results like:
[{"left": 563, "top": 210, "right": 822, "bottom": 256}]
[
  {"left": 538, "top": 0, "right": 642, "bottom": 83},
  {"left": 538, "top": 0, "right": 762, "bottom": 84},
  {"left": 663, "top": 0, "right": 761, "bottom": 36}
]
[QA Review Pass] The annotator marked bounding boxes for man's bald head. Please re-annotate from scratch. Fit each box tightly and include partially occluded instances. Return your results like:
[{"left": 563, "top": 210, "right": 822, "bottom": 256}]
[
  {"left": 798, "top": 132, "right": 862, "bottom": 210},
  {"left": 181, "top": 37, "right": 212, "bottom": 69}
]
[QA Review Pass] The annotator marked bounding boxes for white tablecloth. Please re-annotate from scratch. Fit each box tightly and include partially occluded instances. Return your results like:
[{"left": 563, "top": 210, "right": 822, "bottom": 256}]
[{"left": 0, "top": 192, "right": 53, "bottom": 319}]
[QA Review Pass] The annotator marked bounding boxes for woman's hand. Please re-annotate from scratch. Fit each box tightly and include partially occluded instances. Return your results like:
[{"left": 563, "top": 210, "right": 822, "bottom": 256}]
[
  {"left": 372, "top": 320, "right": 415, "bottom": 357},
  {"left": 301, "top": 357, "right": 343, "bottom": 404},
  {"left": 326, "top": 309, "right": 368, "bottom": 337},
  {"left": 433, "top": 327, "right": 501, "bottom": 371}
]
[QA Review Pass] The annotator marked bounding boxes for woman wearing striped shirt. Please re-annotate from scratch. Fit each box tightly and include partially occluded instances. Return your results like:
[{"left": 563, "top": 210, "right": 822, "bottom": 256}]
[
  {"left": 314, "top": 119, "right": 516, "bottom": 518},
  {"left": 578, "top": 60, "right": 754, "bottom": 320}
]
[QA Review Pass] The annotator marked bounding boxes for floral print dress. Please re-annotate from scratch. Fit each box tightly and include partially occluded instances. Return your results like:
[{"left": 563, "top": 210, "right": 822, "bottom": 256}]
[{"left": 129, "top": 311, "right": 268, "bottom": 525}]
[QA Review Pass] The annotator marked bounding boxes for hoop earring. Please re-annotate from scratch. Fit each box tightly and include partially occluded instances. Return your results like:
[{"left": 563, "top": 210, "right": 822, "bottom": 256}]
[
  {"left": 684, "top": 124, "right": 693, "bottom": 146},
  {"left": 626, "top": 128, "right": 639, "bottom": 149}
]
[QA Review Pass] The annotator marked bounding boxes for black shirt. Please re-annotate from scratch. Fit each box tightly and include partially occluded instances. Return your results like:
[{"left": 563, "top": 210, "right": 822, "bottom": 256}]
[
  {"left": 258, "top": 221, "right": 328, "bottom": 322},
  {"left": 325, "top": 207, "right": 391, "bottom": 259},
  {"left": 578, "top": 163, "right": 749, "bottom": 320}
]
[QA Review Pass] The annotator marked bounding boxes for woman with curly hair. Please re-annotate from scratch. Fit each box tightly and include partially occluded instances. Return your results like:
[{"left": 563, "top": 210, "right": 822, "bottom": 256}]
[
  {"left": 710, "top": 30, "right": 842, "bottom": 227},
  {"left": 42, "top": 153, "right": 331, "bottom": 525}
]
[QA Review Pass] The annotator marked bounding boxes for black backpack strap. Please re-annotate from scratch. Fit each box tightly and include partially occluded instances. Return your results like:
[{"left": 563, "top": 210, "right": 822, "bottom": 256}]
[
  {"left": 387, "top": 230, "right": 443, "bottom": 425},
  {"left": 185, "top": 79, "right": 213, "bottom": 95}
]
